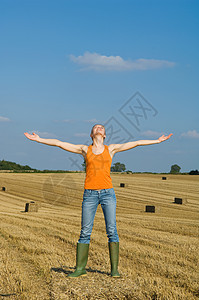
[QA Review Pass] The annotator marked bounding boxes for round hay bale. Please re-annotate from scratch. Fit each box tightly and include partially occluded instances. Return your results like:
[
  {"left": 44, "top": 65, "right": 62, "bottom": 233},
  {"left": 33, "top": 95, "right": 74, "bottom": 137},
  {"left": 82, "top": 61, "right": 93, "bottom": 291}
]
[
  {"left": 174, "top": 197, "right": 183, "bottom": 204},
  {"left": 120, "top": 183, "right": 125, "bottom": 187},
  {"left": 25, "top": 202, "right": 38, "bottom": 212},
  {"left": 145, "top": 205, "right": 155, "bottom": 213}
]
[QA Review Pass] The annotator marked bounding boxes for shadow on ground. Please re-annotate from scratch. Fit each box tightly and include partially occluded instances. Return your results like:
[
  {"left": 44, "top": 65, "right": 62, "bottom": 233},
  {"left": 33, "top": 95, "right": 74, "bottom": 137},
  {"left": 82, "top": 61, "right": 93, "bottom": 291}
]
[
  {"left": 51, "top": 266, "right": 109, "bottom": 276},
  {"left": 0, "top": 294, "right": 17, "bottom": 297}
]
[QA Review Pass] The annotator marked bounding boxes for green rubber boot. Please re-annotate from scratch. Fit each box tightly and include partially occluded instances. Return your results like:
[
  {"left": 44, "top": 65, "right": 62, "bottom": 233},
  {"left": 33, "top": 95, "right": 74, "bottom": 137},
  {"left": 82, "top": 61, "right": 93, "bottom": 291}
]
[
  {"left": 67, "top": 243, "right": 89, "bottom": 278},
  {"left": 108, "top": 242, "right": 121, "bottom": 277}
]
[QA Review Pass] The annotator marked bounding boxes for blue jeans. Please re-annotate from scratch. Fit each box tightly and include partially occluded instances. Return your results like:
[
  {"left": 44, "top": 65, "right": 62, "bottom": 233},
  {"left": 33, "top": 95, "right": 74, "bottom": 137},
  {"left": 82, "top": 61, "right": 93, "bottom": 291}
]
[{"left": 78, "top": 188, "right": 119, "bottom": 244}]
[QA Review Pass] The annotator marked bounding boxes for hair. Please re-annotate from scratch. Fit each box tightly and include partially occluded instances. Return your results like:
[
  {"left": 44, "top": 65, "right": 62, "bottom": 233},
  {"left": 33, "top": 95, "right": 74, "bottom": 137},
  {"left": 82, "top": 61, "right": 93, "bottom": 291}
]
[{"left": 90, "top": 124, "right": 106, "bottom": 141}]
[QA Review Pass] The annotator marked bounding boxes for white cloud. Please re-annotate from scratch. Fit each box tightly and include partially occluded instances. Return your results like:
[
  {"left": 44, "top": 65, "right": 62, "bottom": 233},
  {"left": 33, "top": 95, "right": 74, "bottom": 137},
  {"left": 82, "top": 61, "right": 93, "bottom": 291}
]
[
  {"left": 62, "top": 119, "right": 76, "bottom": 123},
  {"left": 28, "top": 130, "right": 57, "bottom": 138},
  {"left": 84, "top": 119, "right": 101, "bottom": 123},
  {"left": 70, "top": 51, "right": 175, "bottom": 71},
  {"left": 53, "top": 119, "right": 77, "bottom": 124},
  {"left": 74, "top": 133, "right": 89, "bottom": 137},
  {"left": 181, "top": 130, "right": 199, "bottom": 139},
  {"left": 141, "top": 130, "right": 163, "bottom": 138},
  {"left": 55, "top": 119, "right": 103, "bottom": 124},
  {"left": 0, "top": 116, "right": 10, "bottom": 122}
]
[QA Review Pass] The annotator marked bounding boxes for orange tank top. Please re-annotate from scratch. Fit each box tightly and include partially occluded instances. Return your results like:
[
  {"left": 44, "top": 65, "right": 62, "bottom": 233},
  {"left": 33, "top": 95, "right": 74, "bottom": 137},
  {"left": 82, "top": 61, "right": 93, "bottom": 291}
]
[{"left": 84, "top": 144, "right": 113, "bottom": 189}]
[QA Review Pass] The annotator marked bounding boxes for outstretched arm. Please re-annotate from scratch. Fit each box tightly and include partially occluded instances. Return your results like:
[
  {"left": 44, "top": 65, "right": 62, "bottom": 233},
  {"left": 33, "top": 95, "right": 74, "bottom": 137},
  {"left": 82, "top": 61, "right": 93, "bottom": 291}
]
[
  {"left": 24, "top": 132, "right": 87, "bottom": 155},
  {"left": 109, "top": 133, "right": 173, "bottom": 155}
]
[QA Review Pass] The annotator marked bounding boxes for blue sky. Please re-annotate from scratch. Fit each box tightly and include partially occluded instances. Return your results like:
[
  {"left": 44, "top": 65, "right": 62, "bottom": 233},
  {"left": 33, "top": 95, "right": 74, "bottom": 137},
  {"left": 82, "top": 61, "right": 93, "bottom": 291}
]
[{"left": 0, "top": 0, "right": 198, "bottom": 173}]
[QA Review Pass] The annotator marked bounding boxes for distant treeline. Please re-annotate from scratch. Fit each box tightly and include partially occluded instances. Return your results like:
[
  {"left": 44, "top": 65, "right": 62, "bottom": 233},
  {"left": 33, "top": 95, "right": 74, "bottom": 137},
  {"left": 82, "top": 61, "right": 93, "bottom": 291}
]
[
  {"left": 0, "top": 159, "right": 198, "bottom": 174},
  {"left": 189, "top": 169, "right": 199, "bottom": 175},
  {"left": 0, "top": 159, "right": 82, "bottom": 173},
  {"left": 0, "top": 159, "right": 35, "bottom": 171}
]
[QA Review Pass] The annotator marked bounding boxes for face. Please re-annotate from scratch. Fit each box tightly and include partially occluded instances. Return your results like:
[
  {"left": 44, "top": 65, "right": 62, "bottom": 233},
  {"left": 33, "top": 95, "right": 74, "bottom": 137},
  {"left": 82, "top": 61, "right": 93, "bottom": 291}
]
[{"left": 91, "top": 124, "right": 106, "bottom": 140}]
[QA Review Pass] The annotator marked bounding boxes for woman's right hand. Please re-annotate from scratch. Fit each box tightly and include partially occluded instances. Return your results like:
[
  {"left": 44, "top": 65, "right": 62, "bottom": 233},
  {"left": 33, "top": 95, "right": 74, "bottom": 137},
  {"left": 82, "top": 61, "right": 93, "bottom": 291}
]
[{"left": 24, "top": 132, "right": 40, "bottom": 142}]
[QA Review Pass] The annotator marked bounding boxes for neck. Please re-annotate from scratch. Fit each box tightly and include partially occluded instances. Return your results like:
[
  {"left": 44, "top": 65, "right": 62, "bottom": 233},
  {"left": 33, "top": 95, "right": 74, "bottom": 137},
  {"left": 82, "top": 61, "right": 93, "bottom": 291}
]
[{"left": 92, "top": 136, "right": 104, "bottom": 148}]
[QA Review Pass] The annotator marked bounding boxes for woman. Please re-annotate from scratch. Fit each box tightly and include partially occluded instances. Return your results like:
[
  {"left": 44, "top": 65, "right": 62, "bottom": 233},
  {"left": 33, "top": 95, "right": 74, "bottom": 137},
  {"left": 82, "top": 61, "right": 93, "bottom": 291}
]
[{"left": 24, "top": 125, "right": 173, "bottom": 278}]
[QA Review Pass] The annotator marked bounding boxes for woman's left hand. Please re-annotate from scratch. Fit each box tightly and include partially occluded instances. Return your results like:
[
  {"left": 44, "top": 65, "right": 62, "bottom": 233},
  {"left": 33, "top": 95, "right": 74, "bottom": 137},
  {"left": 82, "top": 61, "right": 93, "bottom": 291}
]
[{"left": 158, "top": 133, "right": 173, "bottom": 143}]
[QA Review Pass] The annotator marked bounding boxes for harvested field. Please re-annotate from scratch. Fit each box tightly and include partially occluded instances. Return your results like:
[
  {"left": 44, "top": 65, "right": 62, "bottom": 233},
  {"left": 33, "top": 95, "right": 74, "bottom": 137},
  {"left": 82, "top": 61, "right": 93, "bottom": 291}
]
[{"left": 0, "top": 173, "right": 198, "bottom": 299}]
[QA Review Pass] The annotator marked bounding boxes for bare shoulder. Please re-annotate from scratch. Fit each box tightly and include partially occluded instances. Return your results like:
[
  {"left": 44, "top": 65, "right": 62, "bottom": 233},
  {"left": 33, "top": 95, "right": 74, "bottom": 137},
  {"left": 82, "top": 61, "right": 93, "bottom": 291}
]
[
  {"left": 108, "top": 144, "right": 122, "bottom": 150},
  {"left": 82, "top": 144, "right": 89, "bottom": 152},
  {"left": 108, "top": 144, "right": 115, "bottom": 151}
]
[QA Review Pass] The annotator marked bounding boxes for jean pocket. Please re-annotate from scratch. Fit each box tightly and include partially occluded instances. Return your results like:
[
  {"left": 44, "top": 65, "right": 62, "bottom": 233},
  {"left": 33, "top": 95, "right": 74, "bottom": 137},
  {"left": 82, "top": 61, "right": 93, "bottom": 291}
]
[
  {"left": 83, "top": 189, "right": 91, "bottom": 196},
  {"left": 105, "top": 188, "right": 115, "bottom": 196}
]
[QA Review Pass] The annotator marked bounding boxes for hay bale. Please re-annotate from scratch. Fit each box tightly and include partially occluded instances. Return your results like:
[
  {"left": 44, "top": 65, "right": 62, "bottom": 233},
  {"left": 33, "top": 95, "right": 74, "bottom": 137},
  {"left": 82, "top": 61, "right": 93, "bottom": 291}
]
[
  {"left": 25, "top": 201, "right": 38, "bottom": 212},
  {"left": 120, "top": 183, "right": 125, "bottom": 187},
  {"left": 174, "top": 198, "right": 183, "bottom": 204},
  {"left": 145, "top": 205, "right": 155, "bottom": 213},
  {"left": 2, "top": 186, "right": 6, "bottom": 191},
  {"left": 162, "top": 177, "right": 167, "bottom": 180}
]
